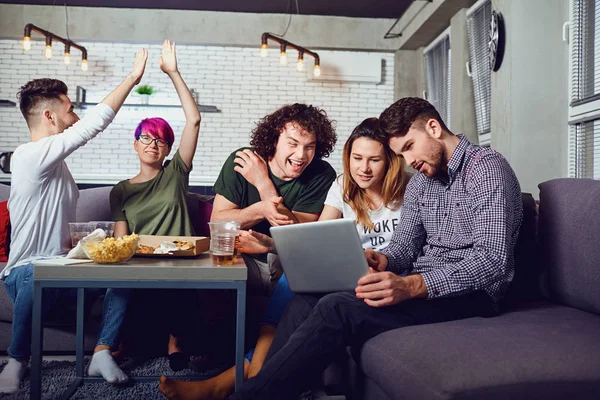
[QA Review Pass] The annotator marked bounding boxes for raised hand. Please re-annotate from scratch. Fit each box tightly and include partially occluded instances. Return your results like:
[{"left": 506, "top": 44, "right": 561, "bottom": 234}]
[
  {"left": 159, "top": 39, "right": 178, "bottom": 75},
  {"left": 233, "top": 150, "right": 270, "bottom": 188},
  {"left": 129, "top": 48, "right": 148, "bottom": 85}
]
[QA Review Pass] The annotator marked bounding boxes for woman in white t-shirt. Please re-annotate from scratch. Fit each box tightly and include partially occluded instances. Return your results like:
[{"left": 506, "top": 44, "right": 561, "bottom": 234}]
[
  {"left": 159, "top": 117, "right": 409, "bottom": 400},
  {"left": 321, "top": 117, "right": 408, "bottom": 250}
]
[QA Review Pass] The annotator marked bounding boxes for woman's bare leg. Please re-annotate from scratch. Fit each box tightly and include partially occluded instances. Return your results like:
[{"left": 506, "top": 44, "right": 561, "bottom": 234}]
[
  {"left": 248, "top": 325, "right": 276, "bottom": 378},
  {"left": 159, "top": 361, "right": 250, "bottom": 400}
]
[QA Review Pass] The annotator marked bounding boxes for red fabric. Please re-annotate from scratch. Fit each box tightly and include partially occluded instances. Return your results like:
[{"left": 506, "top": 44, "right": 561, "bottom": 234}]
[{"left": 0, "top": 201, "right": 10, "bottom": 262}]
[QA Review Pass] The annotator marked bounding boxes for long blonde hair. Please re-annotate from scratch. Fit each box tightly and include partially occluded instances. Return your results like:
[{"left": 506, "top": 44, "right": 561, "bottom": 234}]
[{"left": 342, "top": 117, "right": 408, "bottom": 230}]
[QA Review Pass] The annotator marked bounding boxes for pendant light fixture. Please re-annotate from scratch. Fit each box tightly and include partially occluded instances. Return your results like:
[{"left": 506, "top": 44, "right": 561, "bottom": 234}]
[
  {"left": 261, "top": 32, "right": 320, "bottom": 77},
  {"left": 22, "top": 23, "right": 88, "bottom": 71}
]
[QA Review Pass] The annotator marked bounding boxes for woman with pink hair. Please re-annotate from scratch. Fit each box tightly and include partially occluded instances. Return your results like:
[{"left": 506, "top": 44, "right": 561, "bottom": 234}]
[{"left": 86, "top": 39, "right": 202, "bottom": 384}]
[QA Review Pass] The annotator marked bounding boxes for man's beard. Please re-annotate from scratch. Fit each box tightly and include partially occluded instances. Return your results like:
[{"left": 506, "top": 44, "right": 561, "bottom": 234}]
[
  {"left": 424, "top": 140, "right": 445, "bottom": 179},
  {"left": 55, "top": 118, "right": 74, "bottom": 133}
]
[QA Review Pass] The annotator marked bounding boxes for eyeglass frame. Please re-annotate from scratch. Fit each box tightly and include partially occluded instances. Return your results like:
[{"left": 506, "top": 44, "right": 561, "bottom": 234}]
[{"left": 138, "top": 134, "right": 170, "bottom": 148}]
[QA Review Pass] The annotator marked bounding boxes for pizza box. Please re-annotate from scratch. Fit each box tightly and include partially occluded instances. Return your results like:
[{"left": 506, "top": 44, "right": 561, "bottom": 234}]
[{"left": 136, "top": 235, "right": 210, "bottom": 257}]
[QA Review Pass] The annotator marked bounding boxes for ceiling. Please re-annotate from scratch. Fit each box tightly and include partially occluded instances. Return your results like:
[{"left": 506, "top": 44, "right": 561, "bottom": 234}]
[{"left": 1, "top": 0, "right": 413, "bottom": 19}]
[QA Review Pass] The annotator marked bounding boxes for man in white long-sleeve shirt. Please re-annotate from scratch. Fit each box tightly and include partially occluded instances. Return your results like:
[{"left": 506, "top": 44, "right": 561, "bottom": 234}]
[{"left": 0, "top": 49, "right": 148, "bottom": 394}]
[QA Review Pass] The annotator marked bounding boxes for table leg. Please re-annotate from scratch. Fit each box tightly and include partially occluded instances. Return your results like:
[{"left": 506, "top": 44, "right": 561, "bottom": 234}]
[
  {"left": 75, "top": 288, "right": 85, "bottom": 378},
  {"left": 30, "top": 281, "right": 44, "bottom": 400},
  {"left": 235, "top": 282, "right": 246, "bottom": 391}
]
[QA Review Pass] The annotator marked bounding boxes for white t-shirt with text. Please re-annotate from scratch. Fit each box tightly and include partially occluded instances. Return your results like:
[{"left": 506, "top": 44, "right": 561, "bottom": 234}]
[{"left": 324, "top": 176, "right": 402, "bottom": 251}]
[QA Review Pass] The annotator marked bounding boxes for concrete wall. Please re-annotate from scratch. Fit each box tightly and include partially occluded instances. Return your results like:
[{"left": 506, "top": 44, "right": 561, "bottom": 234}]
[
  {"left": 0, "top": 3, "right": 401, "bottom": 51},
  {"left": 491, "top": 0, "right": 569, "bottom": 196},
  {"left": 0, "top": 39, "right": 394, "bottom": 185},
  {"left": 393, "top": 49, "right": 425, "bottom": 101},
  {"left": 450, "top": 8, "right": 477, "bottom": 143}
]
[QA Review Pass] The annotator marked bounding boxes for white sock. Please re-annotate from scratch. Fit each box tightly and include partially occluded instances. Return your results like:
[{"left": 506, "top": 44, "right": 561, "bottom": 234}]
[
  {"left": 0, "top": 358, "right": 27, "bottom": 394},
  {"left": 87, "top": 350, "right": 128, "bottom": 384}
]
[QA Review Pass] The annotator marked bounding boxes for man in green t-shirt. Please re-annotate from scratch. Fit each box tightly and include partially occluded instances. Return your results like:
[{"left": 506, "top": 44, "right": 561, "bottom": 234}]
[{"left": 212, "top": 103, "right": 337, "bottom": 295}]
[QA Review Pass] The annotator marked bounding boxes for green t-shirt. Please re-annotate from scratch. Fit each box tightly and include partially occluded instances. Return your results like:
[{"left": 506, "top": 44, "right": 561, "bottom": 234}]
[
  {"left": 213, "top": 147, "right": 336, "bottom": 261},
  {"left": 110, "top": 150, "right": 195, "bottom": 236}
]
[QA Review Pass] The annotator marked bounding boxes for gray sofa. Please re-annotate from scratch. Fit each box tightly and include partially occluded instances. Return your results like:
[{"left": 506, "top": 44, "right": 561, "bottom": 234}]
[
  {"left": 0, "top": 183, "right": 219, "bottom": 354},
  {"left": 332, "top": 178, "right": 600, "bottom": 399}
]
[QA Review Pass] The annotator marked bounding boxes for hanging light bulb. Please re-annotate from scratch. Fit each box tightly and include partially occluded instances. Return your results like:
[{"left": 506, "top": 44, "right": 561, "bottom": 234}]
[
  {"left": 260, "top": 43, "right": 268, "bottom": 58},
  {"left": 44, "top": 36, "right": 52, "bottom": 59},
  {"left": 22, "top": 36, "right": 31, "bottom": 51},
  {"left": 63, "top": 44, "right": 71, "bottom": 65},
  {"left": 81, "top": 58, "right": 88, "bottom": 71},
  {"left": 297, "top": 52, "right": 304, "bottom": 72},
  {"left": 280, "top": 43, "right": 287, "bottom": 65},
  {"left": 313, "top": 64, "right": 321, "bottom": 78},
  {"left": 44, "top": 45, "right": 53, "bottom": 59}
]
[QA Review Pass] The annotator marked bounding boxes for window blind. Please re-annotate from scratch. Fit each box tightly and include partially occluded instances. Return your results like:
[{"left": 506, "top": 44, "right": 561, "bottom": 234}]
[
  {"left": 424, "top": 35, "right": 451, "bottom": 128},
  {"left": 571, "top": 0, "right": 600, "bottom": 105},
  {"left": 467, "top": 0, "right": 492, "bottom": 136},
  {"left": 568, "top": 120, "right": 600, "bottom": 178}
]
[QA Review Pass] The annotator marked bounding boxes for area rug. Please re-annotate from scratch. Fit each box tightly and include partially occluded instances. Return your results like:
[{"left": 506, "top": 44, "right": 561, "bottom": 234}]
[{"left": 0, "top": 356, "right": 223, "bottom": 400}]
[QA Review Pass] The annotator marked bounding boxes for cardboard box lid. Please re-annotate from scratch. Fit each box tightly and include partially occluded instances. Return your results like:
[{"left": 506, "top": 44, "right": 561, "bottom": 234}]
[{"left": 137, "top": 235, "right": 210, "bottom": 256}]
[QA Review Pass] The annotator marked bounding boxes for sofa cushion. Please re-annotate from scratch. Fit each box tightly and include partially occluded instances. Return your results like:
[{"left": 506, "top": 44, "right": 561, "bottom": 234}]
[
  {"left": 187, "top": 192, "right": 214, "bottom": 237},
  {"left": 0, "top": 278, "right": 13, "bottom": 322},
  {"left": 0, "top": 201, "right": 10, "bottom": 262},
  {"left": 76, "top": 186, "right": 113, "bottom": 222},
  {"left": 0, "top": 183, "right": 9, "bottom": 202},
  {"left": 538, "top": 178, "right": 600, "bottom": 315},
  {"left": 357, "top": 302, "right": 600, "bottom": 400},
  {"left": 502, "top": 193, "right": 540, "bottom": 307}
]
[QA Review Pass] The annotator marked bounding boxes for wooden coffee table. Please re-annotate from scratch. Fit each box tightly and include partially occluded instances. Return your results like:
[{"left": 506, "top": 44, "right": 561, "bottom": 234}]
[{"left": 31, "top": 253, "right": 247, "bottom": 400}]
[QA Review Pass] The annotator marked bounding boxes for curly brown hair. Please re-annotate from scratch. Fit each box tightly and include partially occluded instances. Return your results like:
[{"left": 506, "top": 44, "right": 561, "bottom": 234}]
[
  {"left": 379, "top": 97, "right": 448, "bottom": 138},
  {"left": 250, "top": 103, "right": 337, "bottom": 160},
  {"left": 17, "top": 78, "right": 68, "bottom": 126}
]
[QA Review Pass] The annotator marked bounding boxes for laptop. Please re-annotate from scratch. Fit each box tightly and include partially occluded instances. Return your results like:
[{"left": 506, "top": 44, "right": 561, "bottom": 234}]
[{"left": 270, "top": 219, "right": 370, "bottom": 293}]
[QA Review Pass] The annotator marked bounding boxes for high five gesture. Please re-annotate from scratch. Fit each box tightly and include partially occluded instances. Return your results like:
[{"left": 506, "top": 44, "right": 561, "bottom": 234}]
[{"left": 160, "top": 39, "right": 201, "bottom": 169}]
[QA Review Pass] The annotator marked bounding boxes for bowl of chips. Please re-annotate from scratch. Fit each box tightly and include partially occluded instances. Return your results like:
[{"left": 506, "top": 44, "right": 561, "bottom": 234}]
[{"left": 82, "top": 233, "right": 140, "bottom": 264}]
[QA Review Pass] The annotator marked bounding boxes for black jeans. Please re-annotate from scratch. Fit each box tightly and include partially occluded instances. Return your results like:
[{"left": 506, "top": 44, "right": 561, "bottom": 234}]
[{"left": 229, "top": 290, "right": 495, "bottom": 400}]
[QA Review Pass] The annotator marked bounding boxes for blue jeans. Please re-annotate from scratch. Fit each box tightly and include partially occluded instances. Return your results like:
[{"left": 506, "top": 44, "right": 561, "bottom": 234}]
[
  {"left": 3, "top": 263, "right": 128, "bottom": 360},
  {"left": 96, "top": 288, "right": 130, "bottom": 350},
  {"left": 245, "top": 273, "right": 293, "bottom": 362}
]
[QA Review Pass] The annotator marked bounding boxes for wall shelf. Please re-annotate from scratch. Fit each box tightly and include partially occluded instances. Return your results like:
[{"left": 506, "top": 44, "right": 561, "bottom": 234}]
[{"left": 74, "top": 86, "right": 220, "bottom": 113}]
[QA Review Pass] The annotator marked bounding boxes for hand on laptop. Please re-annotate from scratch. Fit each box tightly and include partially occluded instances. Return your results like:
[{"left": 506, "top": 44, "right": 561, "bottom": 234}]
[
  {"left": 364, "top": 249, "right": 388, "bottom": 272},
  {"left": 237, "top": 229, "right": 275, "bottom": 254}
]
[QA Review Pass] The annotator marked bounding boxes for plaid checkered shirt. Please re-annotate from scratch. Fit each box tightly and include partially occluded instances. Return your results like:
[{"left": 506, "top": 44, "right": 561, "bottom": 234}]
[{"left": 380, "top": 135, "right": 523, "bottom": 307}]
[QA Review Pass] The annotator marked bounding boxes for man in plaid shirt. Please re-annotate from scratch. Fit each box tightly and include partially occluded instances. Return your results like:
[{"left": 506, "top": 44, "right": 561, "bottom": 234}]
[{"left": 229, "top": 98, "right": 523, "bottom": 400}]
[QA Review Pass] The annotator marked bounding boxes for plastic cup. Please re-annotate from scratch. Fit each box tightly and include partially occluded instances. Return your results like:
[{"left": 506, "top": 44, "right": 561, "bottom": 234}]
[
  {"left": 90, "top": 221, "right": 116, "bottom": 237},
  {"left": 68, "top": 222, "right": 95, "bottom": 248},
  {"left": 208, "top": 221, "right": 241, "bottom": 265}
]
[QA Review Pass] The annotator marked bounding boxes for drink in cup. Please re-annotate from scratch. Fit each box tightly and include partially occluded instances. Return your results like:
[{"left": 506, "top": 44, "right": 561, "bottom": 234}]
[{"left": 208, "top": 221, "right": 240, "bottom": 265}]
